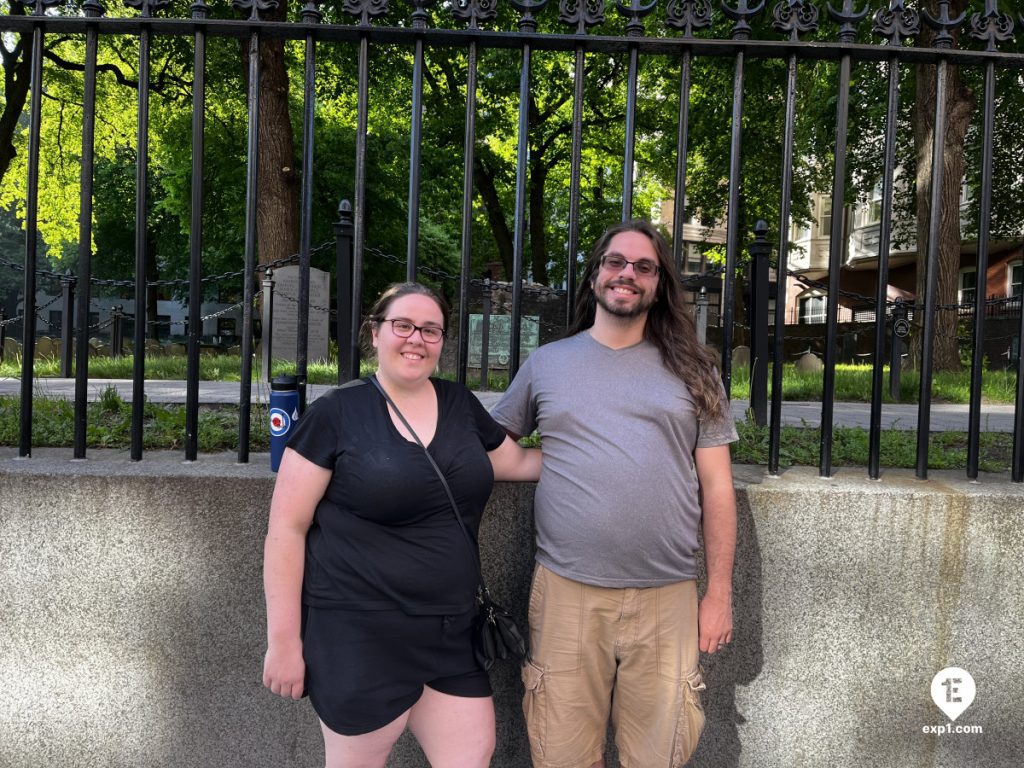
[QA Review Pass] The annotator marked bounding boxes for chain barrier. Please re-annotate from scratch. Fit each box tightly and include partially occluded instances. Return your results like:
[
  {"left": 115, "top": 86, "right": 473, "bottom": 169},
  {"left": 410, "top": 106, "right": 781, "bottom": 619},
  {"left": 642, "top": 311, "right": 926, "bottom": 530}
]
[
  {"left": 271, "top": 288, "right": 337, "bottom": 317},
  {"left": 6, "top": 244, "right": 1019, "bottom": 319},
  {"left": 6, "top": 244, "right": 1018, "bottom": 343},
  {"left": 0, "top": 294, "right": 62, "bottom": 331},
  {"left": 0, "top": 242, "right": 331, "bottom": 289},
  {"left": 86, "top": 316, "right": 116, "bottom": 333},
  {"left": 0, "top": 312, "right": 24, "bottom": 329},
  {"left": 200, "top": 297, "right": 255, "bottom": 323},
  {"left": 732, "top": 320, "right": 867, "bottom": 345},
  {"left": 681, "top": 264, "right": 727, "bottom": 286}
]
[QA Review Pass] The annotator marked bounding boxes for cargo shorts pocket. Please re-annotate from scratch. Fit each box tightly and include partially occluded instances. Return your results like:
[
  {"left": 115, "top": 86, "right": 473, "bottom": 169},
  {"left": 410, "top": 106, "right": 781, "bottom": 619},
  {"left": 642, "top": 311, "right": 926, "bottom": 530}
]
[
  {"left": 671, "top": 669, "right": 706, "bottom": 767},
  {"left": 521, "top": 660, "right": 547, "bottom": 761}
]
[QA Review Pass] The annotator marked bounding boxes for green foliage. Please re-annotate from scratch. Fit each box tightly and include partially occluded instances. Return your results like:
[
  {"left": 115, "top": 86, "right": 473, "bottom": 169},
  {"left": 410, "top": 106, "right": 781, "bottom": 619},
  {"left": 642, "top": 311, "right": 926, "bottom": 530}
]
[
  {"left": 731, "top": 416, "right": 1015, "bottom": 474},
  {"left": 3, "top": 0, "right": 1024, "bottom": 324},
  {"left": 729, "top": 363, "right": 1017, "bottom": 405},
  {"left": 0, "top": 355, "right": 1017, "bottom": 404},
  {"left": 2, "top": 391, "right": 1014, "bottom": 471},
  {"left": 0, "top": 393, "right": 270, "bottom": 451}
]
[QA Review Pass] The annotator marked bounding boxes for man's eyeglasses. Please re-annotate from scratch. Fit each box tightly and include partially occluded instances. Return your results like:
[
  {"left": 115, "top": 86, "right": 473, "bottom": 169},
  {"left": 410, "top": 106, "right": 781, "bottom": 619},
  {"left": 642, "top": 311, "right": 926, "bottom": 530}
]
[
  {"left": 381, "top": 318, "right": 446, "bottom": 343},
  {"left": 600, "top": 254, "right": 660, "bottom": 277}
]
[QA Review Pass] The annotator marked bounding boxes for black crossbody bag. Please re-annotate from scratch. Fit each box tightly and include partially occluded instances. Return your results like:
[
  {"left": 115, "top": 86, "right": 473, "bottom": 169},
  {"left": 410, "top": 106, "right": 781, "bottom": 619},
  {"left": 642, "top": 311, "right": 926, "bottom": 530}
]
[{"left": 369, "top": 376, "right": 527, "bottom": 671}]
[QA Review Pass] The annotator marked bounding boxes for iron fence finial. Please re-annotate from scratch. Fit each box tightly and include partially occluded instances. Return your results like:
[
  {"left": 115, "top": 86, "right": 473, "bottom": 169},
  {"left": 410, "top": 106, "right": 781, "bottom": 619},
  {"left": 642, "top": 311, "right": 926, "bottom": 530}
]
[
  {"left": 125, "top": 0, "right": 171, "bottom": 18},
  {"left": 872, "top": 0, "right": 919, "bottom": 45},
  {"left": 343, "top": 0, "right": 390, "bottom": 25},
  {"left": 453, "top": 0, "right": 499, "bottom": 29},
  {"left": 511, "top": 0, "right": 550, "bottom": 32},
  {"left": 826, "top": 0, "right": 869, "bottom": 43},
  {"left": 301, "top": 0, "right": 323, "bottom": 23},
  {"left": 615, "top": 0, "right": 658, "bottom": 36},
  {"left": 921, "top": 0, "right": 967, "bottom": 49},
  {"left": 665, "top": 0, "right": 712, "bottom": 36},
  {"left": 969, "top": 0, "right": 1013, "bottom": 52},
  {"left": 559, "top": 0, "right": 605, "bottom": 34},
  {"left": 722, "top": 0, "right": 766, "bottom": 40},
  {"left": 772, "top": 0, "right": 819, "bottom": 42}
]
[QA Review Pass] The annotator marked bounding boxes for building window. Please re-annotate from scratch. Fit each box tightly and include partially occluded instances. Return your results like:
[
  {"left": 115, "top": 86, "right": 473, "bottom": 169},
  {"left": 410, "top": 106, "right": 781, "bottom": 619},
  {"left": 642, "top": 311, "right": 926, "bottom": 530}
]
[
  {"left": 818, "top": 199, "right": 832, "bottom": 238},
  {"left": 959, "top": 268, "right": 977, "bottom": 306},
  {"left": 798, "top": 292, "right": 827, "bottom": 324},
  {"left": 1010, "top": 261, "right": 1022, "bottom": 297},
  {"left": 684, "top": 243, "right": 705, "bottom": 275},
  {"left": 855, "top": 183, "right": 883, "bottom": 227}
]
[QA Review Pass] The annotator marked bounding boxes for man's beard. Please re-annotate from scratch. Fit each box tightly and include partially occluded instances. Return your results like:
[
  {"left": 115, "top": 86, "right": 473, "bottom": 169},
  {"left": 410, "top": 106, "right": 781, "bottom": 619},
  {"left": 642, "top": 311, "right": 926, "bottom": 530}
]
[{"left": 594, "top": 279, "right": 656, "bottom": 319}]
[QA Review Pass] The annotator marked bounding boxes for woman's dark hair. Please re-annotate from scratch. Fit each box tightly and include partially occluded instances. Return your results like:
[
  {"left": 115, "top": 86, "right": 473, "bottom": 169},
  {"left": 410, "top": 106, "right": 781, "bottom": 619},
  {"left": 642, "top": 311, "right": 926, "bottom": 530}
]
[
  {"left": 567, "top": 219, "right": 726, "bottom": 422},
  {"left": 360, "top": 282, "right": 451, "bottom": 351}
]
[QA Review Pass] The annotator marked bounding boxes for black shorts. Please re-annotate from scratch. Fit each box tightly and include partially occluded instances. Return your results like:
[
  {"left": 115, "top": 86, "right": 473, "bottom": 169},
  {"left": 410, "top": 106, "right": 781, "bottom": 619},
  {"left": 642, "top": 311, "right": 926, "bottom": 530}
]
[{"left": 302, "top": 605, "right": 491, "bottom": 736}]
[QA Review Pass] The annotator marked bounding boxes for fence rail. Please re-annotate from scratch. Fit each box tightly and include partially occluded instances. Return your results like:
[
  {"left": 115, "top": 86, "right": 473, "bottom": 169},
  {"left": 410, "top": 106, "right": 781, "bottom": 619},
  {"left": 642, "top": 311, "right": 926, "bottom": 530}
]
[{"left": 2, "top": 0, "right": 1023, "bottom": 481}]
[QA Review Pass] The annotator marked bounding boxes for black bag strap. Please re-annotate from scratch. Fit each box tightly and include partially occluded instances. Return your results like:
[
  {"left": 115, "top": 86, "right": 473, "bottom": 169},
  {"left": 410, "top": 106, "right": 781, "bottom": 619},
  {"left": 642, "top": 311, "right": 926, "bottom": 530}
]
[{"left": 368, "top": 375, "right": 489, "bottom": 597}]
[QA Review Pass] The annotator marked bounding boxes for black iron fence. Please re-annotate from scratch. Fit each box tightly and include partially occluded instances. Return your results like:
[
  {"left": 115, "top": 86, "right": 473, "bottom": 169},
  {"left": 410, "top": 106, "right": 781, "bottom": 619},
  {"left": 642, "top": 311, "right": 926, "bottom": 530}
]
[{"left": 2, "top": 0, "right": 1024, "bottom": 482}]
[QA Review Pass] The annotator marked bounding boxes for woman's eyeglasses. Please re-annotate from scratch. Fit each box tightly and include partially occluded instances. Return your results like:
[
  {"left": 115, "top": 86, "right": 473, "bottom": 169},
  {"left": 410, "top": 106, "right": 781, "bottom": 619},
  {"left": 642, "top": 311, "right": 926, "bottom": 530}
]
[
  {"left": 381, "top": 318, "right": 446, "bottom": 343},
  {"left": 600, "top": 254, "right": 660, "bottom": 277}
]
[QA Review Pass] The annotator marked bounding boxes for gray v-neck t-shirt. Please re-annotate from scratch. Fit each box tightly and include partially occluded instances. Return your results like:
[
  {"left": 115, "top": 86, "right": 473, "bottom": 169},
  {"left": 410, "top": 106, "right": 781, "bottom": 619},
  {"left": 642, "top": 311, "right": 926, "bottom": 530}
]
[{"left": 491, "top": 331, "right": 737, "bottom": 587}]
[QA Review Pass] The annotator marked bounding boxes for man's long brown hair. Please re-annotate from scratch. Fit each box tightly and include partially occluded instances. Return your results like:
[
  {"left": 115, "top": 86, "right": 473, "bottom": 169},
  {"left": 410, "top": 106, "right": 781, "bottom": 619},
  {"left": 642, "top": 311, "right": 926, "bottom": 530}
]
[{"left": 567, "top": 219, "right": 727, "bottom": 422}]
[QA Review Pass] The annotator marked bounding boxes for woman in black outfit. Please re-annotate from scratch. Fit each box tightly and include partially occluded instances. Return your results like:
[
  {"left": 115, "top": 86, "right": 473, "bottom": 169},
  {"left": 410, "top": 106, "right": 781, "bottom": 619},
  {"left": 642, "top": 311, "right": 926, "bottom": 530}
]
[{"left": 262, "top": 282, "right": 540, "bottom": 767}]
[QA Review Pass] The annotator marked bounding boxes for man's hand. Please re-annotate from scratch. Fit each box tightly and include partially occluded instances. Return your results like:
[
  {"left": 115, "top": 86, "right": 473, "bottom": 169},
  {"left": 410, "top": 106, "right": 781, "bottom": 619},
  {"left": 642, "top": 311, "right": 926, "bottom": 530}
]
[
  {"left": 698, "top": 589, "right": 733, "bottom": 654},
  {"left": 694, "top": 444, "right": 737, "bottom": 655}
]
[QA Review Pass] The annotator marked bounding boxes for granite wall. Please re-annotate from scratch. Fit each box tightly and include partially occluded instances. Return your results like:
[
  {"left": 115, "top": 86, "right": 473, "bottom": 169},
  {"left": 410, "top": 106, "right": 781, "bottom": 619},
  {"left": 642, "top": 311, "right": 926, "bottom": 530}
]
[{"left": 1, "top": 452, "right": 1021, "bottom": 767}]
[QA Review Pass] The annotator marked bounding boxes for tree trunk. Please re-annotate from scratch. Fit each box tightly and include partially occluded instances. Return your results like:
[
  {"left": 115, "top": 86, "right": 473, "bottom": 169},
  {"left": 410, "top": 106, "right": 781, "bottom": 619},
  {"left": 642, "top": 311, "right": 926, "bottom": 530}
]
[
  {"left": 241, "top": 3, "right": 300, "bottom": 268},
  {"left": 0, "top": 9, "right": 33, "bottom": 185},
  {"left": 529, "top": 159, "right": 549, "bottom": 285},
  {"left": 474, "top": 158, "right": 514, "bottom": 279},
  {"left": 909, "top": 0, "right": 974, "bottom": 372}
]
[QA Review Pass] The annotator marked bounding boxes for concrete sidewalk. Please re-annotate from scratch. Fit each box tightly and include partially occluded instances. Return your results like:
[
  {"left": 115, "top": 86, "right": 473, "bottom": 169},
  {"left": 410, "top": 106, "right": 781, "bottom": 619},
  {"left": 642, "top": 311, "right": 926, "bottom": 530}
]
[{"left": 1, "top": 376, "right": 1018, "bottom": 432}]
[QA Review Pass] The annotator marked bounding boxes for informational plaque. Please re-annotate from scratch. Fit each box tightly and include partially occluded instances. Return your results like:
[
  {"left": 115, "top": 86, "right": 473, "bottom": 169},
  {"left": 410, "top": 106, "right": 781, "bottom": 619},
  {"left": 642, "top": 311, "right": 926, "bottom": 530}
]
[
  {"left": 467, "top": 314, "right": 540, "bottom": 368},
  {"left": 264, "top": 265, "right": 330, "bottom": 364}
]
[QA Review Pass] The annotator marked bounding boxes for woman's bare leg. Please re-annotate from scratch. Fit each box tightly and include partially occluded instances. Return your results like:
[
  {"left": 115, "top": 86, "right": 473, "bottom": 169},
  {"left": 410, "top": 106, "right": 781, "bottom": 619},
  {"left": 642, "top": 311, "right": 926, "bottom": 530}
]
[
  {"left": 406, "top": 686, "right": 495, "bottom": 768},
  {"left": 320, "top": 709, "right": 410, "bottom": 768}
]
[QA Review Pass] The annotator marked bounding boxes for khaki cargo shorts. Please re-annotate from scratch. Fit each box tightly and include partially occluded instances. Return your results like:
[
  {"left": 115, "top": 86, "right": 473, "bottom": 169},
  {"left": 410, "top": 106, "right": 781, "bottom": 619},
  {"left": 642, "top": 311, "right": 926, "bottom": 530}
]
[{"left": 521, "top": 564, "right": 705, "bottom": 768}]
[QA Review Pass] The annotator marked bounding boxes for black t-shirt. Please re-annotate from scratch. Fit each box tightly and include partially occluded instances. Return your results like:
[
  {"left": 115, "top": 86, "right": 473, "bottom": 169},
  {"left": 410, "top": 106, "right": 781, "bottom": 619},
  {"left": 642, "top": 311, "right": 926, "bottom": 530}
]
[{"left": 286, "top": 377, "right": 507, "bottom": 615}]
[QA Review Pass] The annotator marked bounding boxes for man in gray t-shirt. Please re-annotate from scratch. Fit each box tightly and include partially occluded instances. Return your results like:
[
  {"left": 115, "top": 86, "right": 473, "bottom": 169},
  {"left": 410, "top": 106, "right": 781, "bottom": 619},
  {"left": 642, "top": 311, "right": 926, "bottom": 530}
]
[{"left": 491, "top": 220, "right": 737, "bottom": 768}]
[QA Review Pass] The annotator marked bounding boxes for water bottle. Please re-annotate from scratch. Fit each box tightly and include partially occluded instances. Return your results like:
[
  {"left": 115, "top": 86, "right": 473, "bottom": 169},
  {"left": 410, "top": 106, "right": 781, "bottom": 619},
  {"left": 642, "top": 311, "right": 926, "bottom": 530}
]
[{"left": 269, "top": 374, "right": 300, "bottom": 472}]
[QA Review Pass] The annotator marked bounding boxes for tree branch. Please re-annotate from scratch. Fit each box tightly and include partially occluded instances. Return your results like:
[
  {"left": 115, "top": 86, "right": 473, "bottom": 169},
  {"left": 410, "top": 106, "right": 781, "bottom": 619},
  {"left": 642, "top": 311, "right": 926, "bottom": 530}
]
[{"left": 41, "top": 46, "right": 191, "bottom": 97}]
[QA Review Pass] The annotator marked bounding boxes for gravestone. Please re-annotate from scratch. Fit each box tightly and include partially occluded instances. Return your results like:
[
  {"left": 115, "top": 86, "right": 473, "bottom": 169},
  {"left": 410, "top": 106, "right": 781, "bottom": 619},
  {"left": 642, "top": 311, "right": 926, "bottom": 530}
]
[
  {"left": 731, "top": 345, "right": 751, "bottom": 369},
  {"left": 263, "top": 266, "right": 330, "bottom": 371},
  {"left": 795, "top": 351, "right": 824, "bottom": 373},
  {"left": 35, "top": 336, "right": 54, "bottom": 359}
]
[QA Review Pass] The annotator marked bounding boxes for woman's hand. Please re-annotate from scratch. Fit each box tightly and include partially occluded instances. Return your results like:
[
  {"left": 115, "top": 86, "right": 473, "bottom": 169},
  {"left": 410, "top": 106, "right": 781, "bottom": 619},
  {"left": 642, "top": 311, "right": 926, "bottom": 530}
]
[
  {"left": 263, "top": 448, "right": 330, "bottom": 701},
  {"left": 263, "top": 639, "right": 306, "bottom": 700}
]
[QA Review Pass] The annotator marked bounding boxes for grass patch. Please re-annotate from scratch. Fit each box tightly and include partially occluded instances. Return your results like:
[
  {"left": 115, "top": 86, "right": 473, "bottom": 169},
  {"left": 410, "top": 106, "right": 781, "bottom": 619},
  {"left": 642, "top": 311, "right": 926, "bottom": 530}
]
[
  {"left": 729, "top": 364, "right": 1017, "bottom": 405},
  {"left": 3, "top": 356, "right": 1016, "bottom": 405},
  {"left": 732, "top": 417, "right": 1014, "bottom": 474},
  {"left": 0, "top": 354, "right": 349, "bottom": 385},
  {"left": 0, "top": 389, "right": 269, "bottom": 452},
  {"left": 1, "top": 391, "right": 1014, "bottom": 471}
]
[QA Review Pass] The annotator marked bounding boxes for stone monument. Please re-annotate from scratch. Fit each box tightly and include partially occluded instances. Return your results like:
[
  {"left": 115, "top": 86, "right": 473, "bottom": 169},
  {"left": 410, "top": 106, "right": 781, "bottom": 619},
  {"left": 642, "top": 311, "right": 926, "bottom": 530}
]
[{"left": 262, "top": 266, "right": 330, "bottom": 375}]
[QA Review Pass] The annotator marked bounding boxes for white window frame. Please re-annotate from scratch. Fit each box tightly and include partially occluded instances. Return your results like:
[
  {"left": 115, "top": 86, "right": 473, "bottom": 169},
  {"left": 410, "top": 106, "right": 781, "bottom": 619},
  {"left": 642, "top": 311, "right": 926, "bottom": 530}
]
[
  {"left": 855, "top": 183, "right": 883, "bottom": 228},
  {"left": 798, "top": 291, "right": 827, "bottom": 325},
  {"left": 959, "top": 267, "right": 977, "bottom": 306},
  {"left": 1009, "top": 260, "right": 1022, "bottom": 298},
  {"left": 818, "top": 198, "right": 832, "bottom": 238},
  {"left": 683, "top": 243, "right": 704, "bottom": 275}
]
